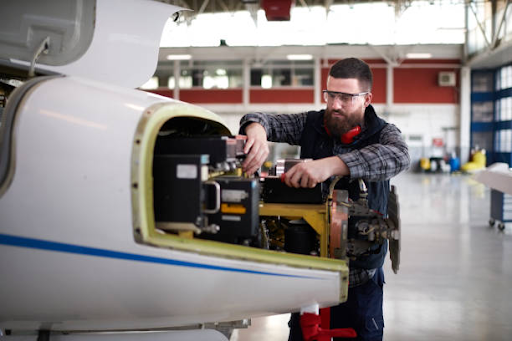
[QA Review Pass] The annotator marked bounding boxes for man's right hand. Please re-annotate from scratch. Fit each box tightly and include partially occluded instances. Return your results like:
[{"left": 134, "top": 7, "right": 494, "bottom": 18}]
[{"left": 241, "top": 123, "right": 269, "bottom": 175}]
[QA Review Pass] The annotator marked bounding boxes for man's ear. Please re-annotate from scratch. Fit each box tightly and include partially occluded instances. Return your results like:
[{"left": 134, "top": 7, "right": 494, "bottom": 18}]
[{"left": 364, "top": 92, "right": 373, "bottom": 107}]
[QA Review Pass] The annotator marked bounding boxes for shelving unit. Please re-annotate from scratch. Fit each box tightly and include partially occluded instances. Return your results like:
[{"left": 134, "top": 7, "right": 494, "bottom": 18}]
[
  {"left": 471, "top": 70, "right": 495, "bottom": 163},
  {"left": 471, "top": 65, "right": 512, "bottom": 165},
  {"left": 472, "top": 64, "right": 512, "bottom": 230},
  {"left": 489, "top": 189, "right": 512, "bottom": 231}
]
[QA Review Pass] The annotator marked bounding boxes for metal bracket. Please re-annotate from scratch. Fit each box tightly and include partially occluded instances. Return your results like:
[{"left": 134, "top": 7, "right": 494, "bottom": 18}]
[{"left": 29, "top": 37, "right": 50, "bottom": 78}]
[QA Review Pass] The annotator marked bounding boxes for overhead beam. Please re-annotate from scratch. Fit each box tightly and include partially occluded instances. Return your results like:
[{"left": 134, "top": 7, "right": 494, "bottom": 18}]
[
  {"left": 491, "top": 0, "right": 511, "bottom": 49},
  {"left": 468, "top": 1, "right": 492, "bottom": 50},
  {"left": 198, "top": 0, "right": 210, "bottom": 15}
]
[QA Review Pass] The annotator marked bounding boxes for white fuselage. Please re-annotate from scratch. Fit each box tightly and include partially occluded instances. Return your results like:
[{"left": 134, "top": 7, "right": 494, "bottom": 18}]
[{"left": 0, "top": 76, "right": 344, "bottom": 332}]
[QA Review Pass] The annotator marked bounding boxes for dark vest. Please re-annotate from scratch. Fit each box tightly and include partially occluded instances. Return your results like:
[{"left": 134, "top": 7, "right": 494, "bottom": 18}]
[{"left": 299, "top": 105, "right": 389, "bottom": 269}]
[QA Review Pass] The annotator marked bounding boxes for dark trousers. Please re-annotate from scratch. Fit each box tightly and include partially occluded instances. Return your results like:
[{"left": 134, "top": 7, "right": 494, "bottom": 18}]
[{"left": 288, "top": 267, "right": 385, "bottom": 341}]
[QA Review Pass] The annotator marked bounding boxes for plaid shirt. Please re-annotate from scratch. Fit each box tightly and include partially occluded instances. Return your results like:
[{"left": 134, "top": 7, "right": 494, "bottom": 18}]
[
  {"left": 240, "top": 109, "right": 410, "bottom": 287},
  {"left": 349, "top": 268, "right": 377, "bottom": 288},
  {"left": 240, "top": 109, "right": 410, "bottom": 182}
]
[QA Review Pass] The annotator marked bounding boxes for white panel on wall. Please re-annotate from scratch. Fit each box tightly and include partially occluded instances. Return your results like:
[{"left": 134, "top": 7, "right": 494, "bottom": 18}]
[{"left": 209, "top": 103, "right": 460, "bottom": 172}]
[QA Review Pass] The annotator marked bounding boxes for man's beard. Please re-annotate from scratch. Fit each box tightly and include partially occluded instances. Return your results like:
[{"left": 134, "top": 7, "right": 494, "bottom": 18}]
[{"left": 324, "top": 108, "right": 361, "bottom": 139}]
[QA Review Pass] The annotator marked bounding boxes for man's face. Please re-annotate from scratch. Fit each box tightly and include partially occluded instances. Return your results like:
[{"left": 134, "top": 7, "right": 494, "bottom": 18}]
[{"left": 324, "top": 76, "right": 372, "bottom": 138}]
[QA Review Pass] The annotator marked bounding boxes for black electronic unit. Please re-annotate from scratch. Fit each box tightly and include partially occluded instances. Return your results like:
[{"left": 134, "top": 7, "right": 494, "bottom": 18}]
[
  {"left": 260, "top": 176, "right": 325, "bottom": 204},
  {"left": 154, "top": 136, "right": 245, "bottom": 167},
  {"left": 153, "top": 154, "right": 209, "bottom": 226},
  {"left": 207, "top": 176, "right": 259, "bottom": 240}
]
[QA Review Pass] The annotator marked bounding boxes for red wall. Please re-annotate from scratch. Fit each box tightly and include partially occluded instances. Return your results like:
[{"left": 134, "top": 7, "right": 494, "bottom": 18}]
[
  {"left": 149, "top": 89, "right": 174, "bottom": 98},
  {"left": 148, "top": 89, "right": 243, "bottom": 103},
  {"left": 370, "top": 68, "right": 386, "bottom": 104},
  {"left": 250, "top": 89, "right": 314, "bottom": 103},
  {"left": 180, "top": 89, "right": 243, "bottom": 104},
  {"left": 148, "top": 88, "right": 315, "bottom": 104},
  {"left": 148, "top": 58, "right": 460, "bottom": 105},
  {"left": 394, "top": 67, "right": 459, "bottom": 103}
]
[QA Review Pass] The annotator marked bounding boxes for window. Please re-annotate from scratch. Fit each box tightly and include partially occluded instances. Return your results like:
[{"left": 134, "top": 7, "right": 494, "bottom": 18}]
[
  {"left": 496, "top": 129, "right": 512, "bottom": 153},
  {"left": 251, "top": 60, "right": 314, "bottom": 88},
  {"left": 472, "top": 131, "right": 493, "bottom": 152},
  {"left": 496, "top": 65, "right": 512, "bottom": 122},
  {"left": 472, "top": 72, "right": 494, "bottom": 92},
  {"left": 472, "top": 101, "right": 494, "bottom": 122},
  {"left": 497, "top": 65, "right": 512, "bottom": 90},
  {"left": 178, "top": 60, "right": 243, "bottom": 89},
  {"left": 497, "top": 97, "right": 512, "bottom": 121}
]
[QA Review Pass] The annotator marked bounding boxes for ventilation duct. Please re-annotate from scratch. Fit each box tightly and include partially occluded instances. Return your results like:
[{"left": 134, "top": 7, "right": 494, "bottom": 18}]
[{"left": 261, "top": 0, "right": 294, "bottom": 21}]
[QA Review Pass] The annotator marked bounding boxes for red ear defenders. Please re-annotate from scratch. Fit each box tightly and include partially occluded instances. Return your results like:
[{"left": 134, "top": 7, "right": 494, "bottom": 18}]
[
  {"left": 340, "top": 125, "right": 361, "bottom": 144},
  {"left": 325, "top": 125, "right": 361, "bottom": 144}
]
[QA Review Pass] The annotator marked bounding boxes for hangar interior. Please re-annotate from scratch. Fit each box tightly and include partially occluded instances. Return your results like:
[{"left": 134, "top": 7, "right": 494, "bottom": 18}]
[
  {"left": 145, "top": 1, "right": 512, "bottom": 340},
  {"left": 0, "top": 0, "right": 511, "bottom": 341},
  {"left": 146, "top": 0, "right": 512, "bottom": 171}
]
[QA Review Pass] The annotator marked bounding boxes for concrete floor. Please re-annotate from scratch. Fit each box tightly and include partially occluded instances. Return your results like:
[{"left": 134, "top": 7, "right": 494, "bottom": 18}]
[{"left": 231, "top": 172, "right": 512, "bottom": 341}]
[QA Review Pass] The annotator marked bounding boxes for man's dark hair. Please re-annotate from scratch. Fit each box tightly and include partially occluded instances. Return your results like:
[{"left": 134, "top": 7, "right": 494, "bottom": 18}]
[{"left": 329, "top": 58, "right": 373, "bottom": 91}]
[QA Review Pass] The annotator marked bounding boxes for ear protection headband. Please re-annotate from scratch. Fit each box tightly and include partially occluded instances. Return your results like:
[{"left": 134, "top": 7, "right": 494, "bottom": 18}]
[{"left": 325, "top": 125, "right": 361, "bottom": 144}]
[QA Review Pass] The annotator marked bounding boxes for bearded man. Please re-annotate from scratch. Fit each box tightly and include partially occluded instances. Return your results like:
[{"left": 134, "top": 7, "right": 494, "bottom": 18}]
[{"left": 239, "top": 58, "right": 410, "bottom": 341}]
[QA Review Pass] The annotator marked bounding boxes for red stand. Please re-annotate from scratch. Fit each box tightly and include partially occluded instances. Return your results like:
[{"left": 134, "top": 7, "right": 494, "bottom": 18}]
[{"left": 300, "top": 309, "right": 357, "bottom": 341}]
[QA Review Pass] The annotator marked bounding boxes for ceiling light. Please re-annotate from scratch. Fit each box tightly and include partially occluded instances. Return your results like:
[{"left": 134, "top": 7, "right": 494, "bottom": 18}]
[
  {"left": 286, "top": 54, "right": 313, "bottom": 61},
  {"left": 405, "top": 53, "right": 432, "bottom": 59},
  {"left": 166, "top": 54, "right": 192, "bottom": 60}
]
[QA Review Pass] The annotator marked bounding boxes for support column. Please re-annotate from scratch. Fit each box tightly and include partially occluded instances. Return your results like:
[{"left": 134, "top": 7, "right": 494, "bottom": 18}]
[
  {"left": 314, "top": 57, "right": 321, "bottom": 107},
  {"left": 173, "top": 60, "right": 180, "bottom": 100},
  {"left": 243, "top": 58, "right": 250, "bottom": 109},
  {"left": 460, "top": 66, "right": 471, "bottom": 164},
  {"left": 386, "top": 63, "right": 394, "bottom": 107}
]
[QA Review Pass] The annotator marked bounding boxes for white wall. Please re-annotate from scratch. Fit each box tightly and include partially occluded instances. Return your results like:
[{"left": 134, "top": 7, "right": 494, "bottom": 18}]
[
  {"left": 377, "top": 103, "right": 459, "bottom": 150},
  {"left": 377, "top": 104, "right": 460, "bottom": 170},
  {"left": 206, "top": 103, "right": 460, "bottom": 171}
]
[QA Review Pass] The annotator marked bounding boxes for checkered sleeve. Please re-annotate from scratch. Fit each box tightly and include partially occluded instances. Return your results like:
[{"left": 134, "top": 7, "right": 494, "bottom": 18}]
[
  {"left": 338, "top": 124, "right": 410, "bottom": 181},
  {"left": 349, "top": 268, "right": 377, "bottom": 288},
  {"left": 239, "top": 112, "right": 308, "bottom": 145}
]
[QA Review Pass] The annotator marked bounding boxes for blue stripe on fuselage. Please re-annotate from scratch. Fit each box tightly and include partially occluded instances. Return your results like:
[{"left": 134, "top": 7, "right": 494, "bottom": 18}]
[{"left": 0, "top": 233, "right": 323, "bottom": 279}]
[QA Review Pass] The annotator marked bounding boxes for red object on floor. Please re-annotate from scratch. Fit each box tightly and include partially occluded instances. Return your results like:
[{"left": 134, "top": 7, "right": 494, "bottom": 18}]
[
  {"left": 300, "top": 311, "right": 357, "bottom": 341},
  {"left": 320, "top": 307, "right": 330, "bottom": 329}
]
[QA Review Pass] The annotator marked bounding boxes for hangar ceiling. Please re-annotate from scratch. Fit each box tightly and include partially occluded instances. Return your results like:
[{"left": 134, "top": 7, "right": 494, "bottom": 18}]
[
  {"left": 156, "top": 0, "right": 511, "bottom": 68},
  {"left": 160, "top": 0, "right": 419, "bottom": 20}
]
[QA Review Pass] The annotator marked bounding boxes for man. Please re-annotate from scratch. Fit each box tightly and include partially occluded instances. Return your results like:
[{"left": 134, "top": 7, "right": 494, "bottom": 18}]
[{"left": 239, "top": 58, "right": 410, "bottom": 341}]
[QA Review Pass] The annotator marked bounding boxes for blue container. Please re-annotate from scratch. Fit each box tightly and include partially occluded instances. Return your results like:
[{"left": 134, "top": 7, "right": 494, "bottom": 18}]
[{"left": 449, "top": 157, "right": 460, "bottom": 172}]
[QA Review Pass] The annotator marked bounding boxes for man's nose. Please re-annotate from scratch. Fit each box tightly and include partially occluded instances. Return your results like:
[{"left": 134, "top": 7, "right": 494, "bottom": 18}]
[{"left": 331, "top": 97, "right": 344, "bottom": 110}]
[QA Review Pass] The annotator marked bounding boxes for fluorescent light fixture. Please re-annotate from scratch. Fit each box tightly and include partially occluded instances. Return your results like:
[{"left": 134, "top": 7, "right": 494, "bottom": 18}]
[
  {"left": 261, "top": 75, "right": 272, "bottom": 89},
  {"left": 286, "top": 54, "right": 313, "bottom": 60},
  {"left": 406, "top": 53, "right": 432, "bottom": 59},
  {"left": 166, "top": 54, "right": 192, "bottom": 60}
]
